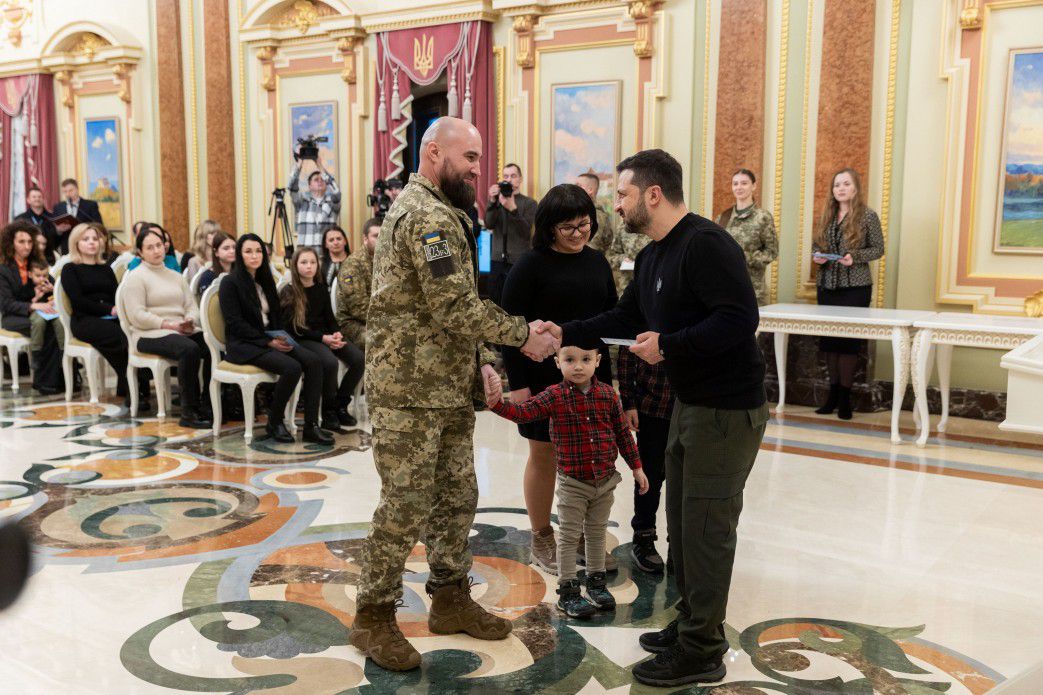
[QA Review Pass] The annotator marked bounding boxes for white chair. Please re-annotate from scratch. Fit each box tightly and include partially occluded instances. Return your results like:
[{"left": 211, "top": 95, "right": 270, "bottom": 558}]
[
  {"left": 329, "top": 279, "right": 365, "bottom": 420},
  {"left": 53, "top": 277, "right": 103, "bottom": 403},
  {"left": 200, "top": 277, "right": 300, "bottom": 441},
  {"left": 188, "top": 270, "right": 205, "bottom": 304},
  {"left": 51, "top": 254, "right": 70, "bottom": 278},
  {"left": 111, "top": 253, "right": 134, "bottom": 283},
  {"left": 115, "top": 282, "right": 177, "bottom": 418},
  {"left": 0, "top": 309, "right": 31, "bottom": 392}
]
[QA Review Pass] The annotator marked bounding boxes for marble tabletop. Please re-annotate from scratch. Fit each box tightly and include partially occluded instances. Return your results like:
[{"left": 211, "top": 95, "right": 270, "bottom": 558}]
[
  {"left": 759, "top": 303, "right": 935, "bottom": 326},
  {"left": 912, "top": 312, "right": 1043, "bottom": 334}
]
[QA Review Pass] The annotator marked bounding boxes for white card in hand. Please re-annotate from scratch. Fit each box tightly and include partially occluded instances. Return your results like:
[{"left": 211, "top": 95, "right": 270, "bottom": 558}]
[
  {"left": 619, "top": 260, "right": 635, "bottom": 271},
  {"left": 600, "top": 338, "right": 636, "bottom": 347}
]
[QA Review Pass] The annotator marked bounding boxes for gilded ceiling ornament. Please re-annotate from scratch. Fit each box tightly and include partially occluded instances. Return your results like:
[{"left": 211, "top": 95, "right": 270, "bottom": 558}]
[
  {"left": 74, "top": 32, "right": 106, "bottom": 61},
  {"left": 275, "top": 0, "right": 332, "bottom": 34},
  {"left": 1, "top": 0, "right": 31, "bottom": 48}
]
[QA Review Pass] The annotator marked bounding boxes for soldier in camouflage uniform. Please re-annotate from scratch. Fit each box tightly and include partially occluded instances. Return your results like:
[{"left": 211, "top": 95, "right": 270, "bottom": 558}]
[
  {"left": 577, "top": 172, "right": 618, "bottom": 260},
  {"left": 715, "top": 169, "right": 778, "bottom": 305},
  {"left": 608, "top": 222, "right": 652, "bottom": 296},
  {"left": 350, "top": 117, "right": 559, "bottom": 672},
  {"left": 335, "top": 216, "right": 381, "bottom": 348}
]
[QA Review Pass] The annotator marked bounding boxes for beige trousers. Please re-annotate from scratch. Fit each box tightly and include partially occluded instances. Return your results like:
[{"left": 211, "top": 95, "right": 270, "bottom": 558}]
[{"left": 555, "top": 470, "right": 621, "bottom": 582}]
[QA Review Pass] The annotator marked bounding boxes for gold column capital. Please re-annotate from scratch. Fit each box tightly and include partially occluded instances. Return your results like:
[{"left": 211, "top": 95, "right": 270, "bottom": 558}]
[
  {"left": 629, "top": 1, "right": 661, "bottom": 58},
  {"left": 959, "top": 0, "right": 982, "bottom": 30},
  {"left": 53, "top": 69, "right": 74, "bottom": 107},
  {"left": 336, "top": 36, "right": 360, "bottom": 84},
  {"left": 257, "top": 44, "right": 278, "bottom": 91},
  {"left": 512, "top": 14, "right": 539, "bottom": 69},
  {"left": 112, "top": 62, "right": 134, "bottom": 103}
]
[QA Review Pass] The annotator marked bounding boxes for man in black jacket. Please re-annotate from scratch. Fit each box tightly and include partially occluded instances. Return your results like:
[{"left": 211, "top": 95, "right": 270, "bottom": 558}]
[
  {"left": 14, "top": 187, "right": 58, "bottom": 263},
  {"left": 484, "top": 162, "right": 536, "bottom": 306},
  {"left": 542, "top": 149, "right": 768, "bottom": 688},
  {"left": 52, "top": 178, "right": 103, "bottom": 254}
]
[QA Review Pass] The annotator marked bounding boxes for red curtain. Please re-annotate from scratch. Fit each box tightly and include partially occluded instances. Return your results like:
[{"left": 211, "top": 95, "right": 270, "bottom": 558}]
[
  {"left": 374, "top": 21, "right": 496, "bottom": 202},
  {"left": 0, "top": 73, "right": 58, "bottom": 223}
]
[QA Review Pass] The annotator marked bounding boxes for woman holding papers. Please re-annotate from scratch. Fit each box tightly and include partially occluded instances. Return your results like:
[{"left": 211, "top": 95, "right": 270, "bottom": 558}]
[
  {"left": 218, "top": 234, "right": 330, "bottom": 444},
  {"left": 499, "top": 183, "right": 618, "bottom": 575}
]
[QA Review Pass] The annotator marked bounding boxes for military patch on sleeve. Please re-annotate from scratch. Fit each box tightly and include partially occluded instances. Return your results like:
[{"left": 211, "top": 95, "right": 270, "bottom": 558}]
[{"left": 421, "top": 231, "right": 455, "bottom": 278}]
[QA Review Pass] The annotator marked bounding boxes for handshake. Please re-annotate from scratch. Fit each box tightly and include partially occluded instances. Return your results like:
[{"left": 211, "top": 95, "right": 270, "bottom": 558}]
[{"left": 520, "top": 320, "right": 563, "bottom": 361}]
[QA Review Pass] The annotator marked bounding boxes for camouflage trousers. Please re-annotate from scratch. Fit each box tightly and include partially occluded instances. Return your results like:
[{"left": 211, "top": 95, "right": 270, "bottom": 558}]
[{"left": 356, "top": 405, "right": 479, "bottom": 608}]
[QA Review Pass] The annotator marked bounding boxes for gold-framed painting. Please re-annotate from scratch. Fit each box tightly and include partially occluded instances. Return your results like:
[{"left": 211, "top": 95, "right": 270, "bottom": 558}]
[
  {"left": 82, "top": 117, "right": 123, "bottom": 231},
  {"left": 289, "top": 100, "right": 338, "bottom": 179},
  {"left": 551, "top": 80, "right": 622, "bottom": 194},
  {"left": 994, "top": 48, "right": 1043, "bottom": 255}
]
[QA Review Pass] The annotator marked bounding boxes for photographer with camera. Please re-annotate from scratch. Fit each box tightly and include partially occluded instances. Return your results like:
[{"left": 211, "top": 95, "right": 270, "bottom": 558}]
[
  {"left": 485, "top": 163, "right": 537, "bottom": 306},
  {"left": 288, "top": 136, "right": 341, "bottom": 253}
]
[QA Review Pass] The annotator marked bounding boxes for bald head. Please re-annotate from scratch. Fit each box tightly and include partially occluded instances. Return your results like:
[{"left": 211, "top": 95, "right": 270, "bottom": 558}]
[{"left": 419, "top": 117, "right": 483, "bottom": 210}]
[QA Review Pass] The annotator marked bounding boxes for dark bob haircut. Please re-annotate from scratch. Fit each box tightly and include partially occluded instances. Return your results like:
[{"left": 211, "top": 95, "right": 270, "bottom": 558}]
[{"left": 532, "top": 183, "right": 599, "bottom": 251}]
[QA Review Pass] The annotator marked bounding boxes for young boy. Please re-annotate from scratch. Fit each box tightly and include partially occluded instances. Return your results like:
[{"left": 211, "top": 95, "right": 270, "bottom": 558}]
[
  {"left": 28, "top": 260, "right": 63, "bottom": 352},
  {"left": 485, "top": 338, "right": 648, "bottom": 619}
]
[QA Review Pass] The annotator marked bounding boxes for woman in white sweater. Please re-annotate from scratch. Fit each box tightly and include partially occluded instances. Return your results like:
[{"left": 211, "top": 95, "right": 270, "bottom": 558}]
[{"left": 122, "top": 227, "right": 212, "bottom": 429}]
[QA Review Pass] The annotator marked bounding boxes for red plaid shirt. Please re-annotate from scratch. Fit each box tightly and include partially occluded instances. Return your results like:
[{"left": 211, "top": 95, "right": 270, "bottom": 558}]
[
  {"left": 617, "top": 349, "right": 675, "bottom": 419},
  {"left": 492, "top": 378, "right": 642, "bottom": 481}
]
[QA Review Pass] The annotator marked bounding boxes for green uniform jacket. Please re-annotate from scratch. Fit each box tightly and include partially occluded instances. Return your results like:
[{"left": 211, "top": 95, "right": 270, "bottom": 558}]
[
  {"left": 335, "top": 246, "right": 372, "bottom": 347},
  {"left": 587, "top": 204, "right": 617, "bottom": 259},
  {"left": 715, "top": 205, "right": 778, "bottom": 305},
  {"left": 607, "top": 226, "right": 651, "bottom": 295},
  {"left": 366, "top": 173, "right": 530, "bottom": 410}
]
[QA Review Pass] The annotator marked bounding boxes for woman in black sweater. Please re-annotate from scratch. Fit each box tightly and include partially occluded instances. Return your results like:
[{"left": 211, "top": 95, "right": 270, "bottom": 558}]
[
  {"left": 61, "top": 223, "right": 137, "bottom": 407},
  {"left": 500, "top": 183, "right": 618, "bottom": 574},
  {"left": 218, "top": 234, "right": 331, "bottom": 444},
  {"left": 279, "top": 247, "right": 364, "bottom": 431}
]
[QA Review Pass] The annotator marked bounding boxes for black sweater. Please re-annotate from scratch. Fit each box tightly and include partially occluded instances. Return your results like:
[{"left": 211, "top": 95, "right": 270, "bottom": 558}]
[
  {"left": 281, "top": 282, "right": 337, "bottom": 342},
  {"left": 61, "top": 263, "right": 118, "bottom": 317},
  {"left": 563, "top": 213, "right": 765, "bottom": 410},
  {"left": 501, "top": 246, "right": 616, "bottom": 394}
]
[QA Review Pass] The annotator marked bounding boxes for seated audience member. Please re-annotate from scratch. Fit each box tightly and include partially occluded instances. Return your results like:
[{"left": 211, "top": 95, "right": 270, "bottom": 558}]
[
  {"left": 196, "top": 231, "right": 236, "bottom": 298},
  {"left": 93, "top": 224, "right": 120, "bottom": 264},
  {"left": 61, "top": 223, "right": 141, "bottom": 408},
  {"left": 320, "top": 225, "right": 350, "bottom": 286},
  {"left": 14, "top": 187, "right": 59, "bottom": 264},
  {"left": 52, "top": 178, "right": 103, "bottom": 253},
  {"left": 335, "top": 216, "right": 381, "bottom": 348},
  {"left": 0, "top": 221, "right": 64, "bottom": 393},
  {"left": 499, "top": 183, "right": 618, "bottom": 574},
  {"left": 280, "top": 247, "right": 363, "bottom": 431},
  {"left": 183, "top": 219, "right": 222, "bottom": 280},
  {"left": 218, "top": 234, "right": 331, "bottom": 444},
  {"left": 27, "top": 258, "right": 65, "bottom": 357},
  {"left": 128, "top": 224, "right": 180, "bottom": 272},
  {"left": 121, "top": 226, "right": 212, "bottom": 429}
]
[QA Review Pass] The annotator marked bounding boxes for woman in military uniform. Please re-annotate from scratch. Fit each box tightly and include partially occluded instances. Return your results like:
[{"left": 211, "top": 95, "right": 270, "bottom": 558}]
[{"left": 714, "top": 169, "right": 778, "bottom": 306}]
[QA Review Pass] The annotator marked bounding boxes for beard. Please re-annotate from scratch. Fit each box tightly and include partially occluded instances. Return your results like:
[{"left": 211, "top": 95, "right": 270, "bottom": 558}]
[
  {"left": 439, "top": 161, "right": 476, "bottom": 210},
  {"left": 621, "top": 198, "right": 651, "bottom": 235}
]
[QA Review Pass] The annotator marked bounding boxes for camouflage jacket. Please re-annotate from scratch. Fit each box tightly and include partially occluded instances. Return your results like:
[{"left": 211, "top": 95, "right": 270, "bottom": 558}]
[
  {"left": 716, "top": 205, "right": 778, "bottom": 305},
  {"left": 607, "top": 227, "right": 651, "bottom": 295},
  {"left": 335, "top": 247, "right": 373, "bottom": 347},
  {"left": 366, "top": 173, "right": 530, "bottom": 410},
  {"left": 587, "top": 205, "right": 617, "bottom": 259}
]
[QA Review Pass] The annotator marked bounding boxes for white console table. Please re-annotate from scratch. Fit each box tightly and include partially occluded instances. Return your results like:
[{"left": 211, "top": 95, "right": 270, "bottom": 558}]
[
  {"left": 910, "top": 313, "right": 1043, "bottom": 447},
  {"left": 759, "top": 304, "right": 935, "bottom": 444},
  {"left": 1000, "top": 334, "right": 1043, "bottom": 436}
]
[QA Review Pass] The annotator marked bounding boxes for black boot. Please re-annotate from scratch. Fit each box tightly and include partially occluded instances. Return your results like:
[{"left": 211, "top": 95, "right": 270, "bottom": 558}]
[
  {"left": 639, "top": 619, "right": 678, "bottom": 654},
  {"left": 837, "top": 386, "right": 853, "bottom": 420},
  {"left": 633, "top": 644, "right": 726, "bottom": 687},
  {"left": 303, "top": 423, "right": 334, "bottom": 444},
  {"left": 815, "top": 384, "right": 840, "bottom": 414},
  {"left": 630, "top": 530, "right": 665, "bottom": 573},
  {"left": 337, "top": 407, "right": 358, "bottom": 428},
  {"left": 321, "top": 410, "right": 346, "bottom": 434},
  {"left": 178, "top": 405, "right": 213, "bottom": 430},
  {"left": 265, "top": 418, "right": 294, "bottom": 443}
]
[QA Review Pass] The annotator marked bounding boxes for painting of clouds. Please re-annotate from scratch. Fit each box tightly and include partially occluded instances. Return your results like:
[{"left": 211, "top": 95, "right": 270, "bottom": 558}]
[
  {"left": 290, "top": 101, "right": 337, "bottom": 178},
  {"left": 84, "top": 118, "right": 122, "bottom": 230},
  {"left": 996, "top": 49, "right": 1043, "bottom": 253},
  {"left": 552, "top": 81, "right": 620, "bottom": 188}
]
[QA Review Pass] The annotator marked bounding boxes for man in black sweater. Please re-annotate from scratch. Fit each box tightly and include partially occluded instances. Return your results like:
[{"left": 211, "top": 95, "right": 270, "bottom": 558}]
[{"left": 544, "top": 149, "right": 768, "bottom": 688}]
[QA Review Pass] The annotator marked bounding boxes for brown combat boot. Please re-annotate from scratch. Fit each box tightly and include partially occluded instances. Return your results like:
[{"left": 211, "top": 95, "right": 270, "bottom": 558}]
[
  {"left": 427, "top": 577, "right": 512, "bottom": 640},
  {"left": 350, "top": 601, "right": 421, "bottom": 671}
]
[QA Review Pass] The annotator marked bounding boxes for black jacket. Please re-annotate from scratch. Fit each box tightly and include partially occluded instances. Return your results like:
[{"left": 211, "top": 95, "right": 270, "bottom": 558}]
[
  {"left": 53, "top": 198, "right": 102, "bottom": 226},
  {"left": 0, "top": 263, "right": 35, "bottom": 318},
  {"left": 14, "top": 209, "right": 59, "bottom": 262},
  {"left": 218, "top": 271, "right": 283, "bottom": 364}
]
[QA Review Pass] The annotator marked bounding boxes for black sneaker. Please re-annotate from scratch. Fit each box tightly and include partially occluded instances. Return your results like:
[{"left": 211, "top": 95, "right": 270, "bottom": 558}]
[
  {"left": 632, "top": 643, "right": 726, "bottom": 687},
  {"left": 337, "top": 408, "right": 358, "bottom": 428},
  {"left": 631, "top": 530, "right": 665, "bottom": 573},
  {"left": 584, "top": 571, "right": 615, "bottom": 611},
  {"left": 556, "top": 579, "right": 595, "bottom": 619},
  {"left": 639, "top": 619, "right": 678, "bottom": 654}
]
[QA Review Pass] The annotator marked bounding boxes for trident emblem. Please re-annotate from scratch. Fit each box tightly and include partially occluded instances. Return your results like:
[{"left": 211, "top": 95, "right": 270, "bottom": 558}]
[{"left": 414, "top": 34, "right": 434, "bottom": 77}]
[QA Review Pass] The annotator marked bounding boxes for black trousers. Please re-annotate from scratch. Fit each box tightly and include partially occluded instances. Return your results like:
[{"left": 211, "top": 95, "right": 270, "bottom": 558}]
[
  {"left": 2, "top": 315, "right": 62, "bottom": 392},
  {"left": 137, "top": 333, "right": 210, "bottom": 410},
  {"left": 296, "top": 339, "right": 364, "bottom": 411},
  {"left": 488, "top": 260, "right": 513, "bottom": 308},
  {"left": 72, "top": 316, "right": 129, "bottom": 395},
  {"left": 245, "top": 346, "right": 322, "bottom": 425},
  {"left": 631, "top": 412, "right": 670, "bottom": 533}
]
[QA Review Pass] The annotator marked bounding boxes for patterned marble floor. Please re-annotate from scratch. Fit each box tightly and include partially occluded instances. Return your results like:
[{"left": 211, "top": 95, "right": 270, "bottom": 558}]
[{"left": 1, "top": 386, "right": 1041, "bottom": 694}]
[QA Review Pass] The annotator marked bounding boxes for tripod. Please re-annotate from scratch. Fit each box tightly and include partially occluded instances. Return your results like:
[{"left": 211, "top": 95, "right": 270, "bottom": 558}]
[{"left": 267, "top": 188, "right": 294, "bottom": 262}]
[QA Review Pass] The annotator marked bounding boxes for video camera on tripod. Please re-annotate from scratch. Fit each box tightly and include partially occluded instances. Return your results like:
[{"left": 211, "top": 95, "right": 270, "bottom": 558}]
[
  {"left": 368, "top": 179, "right": 392, "bottom": 216},
  {"left": 294, "top": 134, "right": 329, "bottom": 162}
]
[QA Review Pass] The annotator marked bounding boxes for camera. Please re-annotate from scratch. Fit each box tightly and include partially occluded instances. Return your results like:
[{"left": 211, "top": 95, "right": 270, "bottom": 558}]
[
  {"left": 498, "top": 180, "right": 514, "bottom": 198},
  {"left": 368, "top": 179, "right": 392, "bottom": 216},
  {"left": 295, "top": 134, "right": 329, "bottom": 161}
]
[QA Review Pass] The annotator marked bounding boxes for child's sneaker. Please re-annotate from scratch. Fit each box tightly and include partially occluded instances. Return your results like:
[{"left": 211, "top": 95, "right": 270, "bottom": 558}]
[
  {"left": 584, "top": 571, "right": 616, "bottom": 610},
  {"left": 630, "top": 530, "right": 665, "bottom": 573},
  {"left": 556, "top": 579, "right": 596, "bottom": 619}
]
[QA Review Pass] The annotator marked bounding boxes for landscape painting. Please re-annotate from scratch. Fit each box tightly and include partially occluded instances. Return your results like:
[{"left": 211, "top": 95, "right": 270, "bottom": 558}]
[
  {"left": 552, "top": 81, "right": 620, "bottom": 188},
  {"left": 995, "top": 49, "right": 1043, "bottom": 254},
  {"left": 83, "top": 118, "right": 122, "bottom": 231},
  {"left": 290, "top": 101, "right": 337, "bottom": 178}
]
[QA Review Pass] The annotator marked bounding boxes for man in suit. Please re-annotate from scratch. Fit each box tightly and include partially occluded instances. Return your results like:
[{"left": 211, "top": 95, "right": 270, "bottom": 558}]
[
  {"left": 52, "top": 178, "right": 102, "bottom": 254},
  {"left": 14, "top": 187, "right": 59, "bottom": 264}
]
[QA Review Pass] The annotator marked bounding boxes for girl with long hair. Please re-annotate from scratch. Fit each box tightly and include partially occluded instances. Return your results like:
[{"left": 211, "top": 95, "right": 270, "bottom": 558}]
[
  {"left": 196, "top": 231, "right": 236, "bottom": 298},
  {"left": 811, "top": 168, "right": 885, "bottom": 419},
  {"left": 184, "top": 219, "right": 222, "bottom": 280}
]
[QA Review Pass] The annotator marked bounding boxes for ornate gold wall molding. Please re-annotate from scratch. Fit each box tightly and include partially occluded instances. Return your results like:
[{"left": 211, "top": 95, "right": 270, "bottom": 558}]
[
  {"left": 494, "top": 45, "right": 506, "bottom": 175},
  {"left": 257, "top": 44, "right": 277, "bottom": 91},
  {"left": 875, "top": 0, "right": 902, "bottom": 307},
  {"left": 512, "top": 14, "right": 540, "bottom": 68},
  {"left": 1, "top": 0, "right": 32, "bottom": 48},
  {"left": 336, "top": 35, "right": 360, "bottom": 84},
  {"left": 111, "top": 62, "right": 133, "bottom": 102},
  {"left": 53, "top": 70, "right": 73, "bottom": 107},
  {"left": 628, "top": 0, "right": 661, "bottom": 58},
  {"left": 960, "top": 0, "right": 983, "bottom": 29},
  {"left": 770, "top": 0, "right": 791, "bottom": 304}
]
